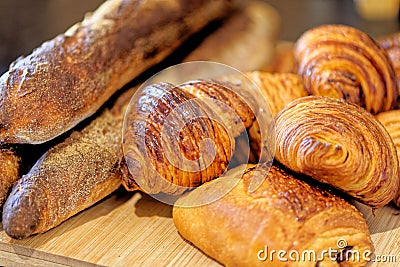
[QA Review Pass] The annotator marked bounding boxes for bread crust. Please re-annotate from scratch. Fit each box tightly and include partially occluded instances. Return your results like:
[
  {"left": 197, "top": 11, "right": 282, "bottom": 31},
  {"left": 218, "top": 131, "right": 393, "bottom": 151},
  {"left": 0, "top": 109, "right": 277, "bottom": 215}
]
[
  {"left": 0, "top": 0, "right": 235, "bottom": 144},
  {"left": 2, "top": 109, "right": 124, "bottom": 238},
  {"left": 173, "top": 164, "right": 372, "bottom": 267},
  {"left": 0, "top": 147, "right": 20, "bottom": 208},
  {"left": 376, "top": 109, "right": 400, "bottom": 206}
]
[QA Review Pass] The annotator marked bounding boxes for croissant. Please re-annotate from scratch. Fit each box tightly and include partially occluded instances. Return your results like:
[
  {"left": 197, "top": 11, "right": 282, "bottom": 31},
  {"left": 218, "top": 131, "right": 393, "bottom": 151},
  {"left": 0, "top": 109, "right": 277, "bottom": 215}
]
[
  {"left": 295, "top": 24, "right": 398, "bottom": 114},
  {"left": 274, "top": 96, "right": 399, "bottom": 207},
  {"left": 376, "top": 109, "right": 400, "bottom": 206},
  {"left": 262, "top": 41, "right": 297, "bottom": 73},
  {"left": 173, "top": 164, "right": 373, "bottom": 267},
  {"left": 122, "top": 80, "right": 263, "bottom": 195},
  {"left": 378, "top": 32, "right": 400, "bottom": 108},
  {"left": 246, "top": 71, "right": 307, "bottom": 117}
]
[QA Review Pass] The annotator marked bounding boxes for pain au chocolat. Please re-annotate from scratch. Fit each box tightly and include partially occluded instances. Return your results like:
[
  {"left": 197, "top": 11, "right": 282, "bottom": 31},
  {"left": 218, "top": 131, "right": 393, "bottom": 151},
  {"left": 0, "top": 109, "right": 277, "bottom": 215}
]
[{"left": 173, "top": 164, "right": 372, "bottom": 267}]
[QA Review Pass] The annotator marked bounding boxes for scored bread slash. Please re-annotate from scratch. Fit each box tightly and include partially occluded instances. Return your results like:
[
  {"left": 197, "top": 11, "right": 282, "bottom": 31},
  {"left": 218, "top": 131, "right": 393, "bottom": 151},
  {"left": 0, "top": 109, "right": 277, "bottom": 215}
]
[
  {"left": 2, "top": 1, "right": 280, "bottom": 239},
  {"left": 0, "top": 0, "right": 238, "bottom": 144}
]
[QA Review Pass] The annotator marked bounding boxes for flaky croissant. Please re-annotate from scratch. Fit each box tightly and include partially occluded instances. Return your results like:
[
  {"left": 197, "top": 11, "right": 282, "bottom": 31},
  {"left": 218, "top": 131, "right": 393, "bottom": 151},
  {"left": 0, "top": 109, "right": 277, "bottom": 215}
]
[
  {"left": 378, "top": 32, "right": 400, "bottom": 108},
  {"left": 246, "top": 71, "right": 307, "bottom": 117},
  {"left": 173, "top": 164, "right": 373, "bottom": 267},
  {"left": 262, "top": 41, "right": 297, "bottom": 74},
  {"left": 376, "top": 109, "right": 400, "bottom": 206},
  {"left": 122, "top": 80, "right": 263, "bottom": 195},
  {"left": 295, "top": 24, "right": 398, "bottom": 114},
  {"left": 275, "top": 96, "right": 399, "bottom": 207}
]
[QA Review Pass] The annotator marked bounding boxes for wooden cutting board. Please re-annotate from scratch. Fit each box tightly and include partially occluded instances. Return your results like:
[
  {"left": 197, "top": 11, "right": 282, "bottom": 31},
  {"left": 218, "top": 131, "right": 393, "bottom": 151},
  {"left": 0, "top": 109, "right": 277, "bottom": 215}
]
[{"left": 0, "top": 188, "right": 399, "bottom": 267}]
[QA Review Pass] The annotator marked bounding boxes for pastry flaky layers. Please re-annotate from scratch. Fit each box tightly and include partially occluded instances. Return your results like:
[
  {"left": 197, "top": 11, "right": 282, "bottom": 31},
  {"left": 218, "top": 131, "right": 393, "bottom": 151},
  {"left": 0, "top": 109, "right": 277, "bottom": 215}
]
[
  {"left": 275, "top": 96, "right": 399, "bottom": 208},
  {"left": 174, "top": 164, "right": 372, "bottom": 267},
  {"left": 376, "top": 109, "right": 400, "bottom": 207},
  {"left": 295, "top": 24, "right": 398, "bottom": 114},
  {"left": 122, "top": 80, "right": 260, "bottom": 195}
]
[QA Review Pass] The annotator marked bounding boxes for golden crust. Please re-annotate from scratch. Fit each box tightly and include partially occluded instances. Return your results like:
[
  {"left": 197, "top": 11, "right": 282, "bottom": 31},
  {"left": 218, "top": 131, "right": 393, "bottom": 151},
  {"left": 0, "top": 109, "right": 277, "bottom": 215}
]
[
  {"left": 173, "top": 164, "right": 372, "bottom": 267},
  {"left": 1, "top": 3, "right": 280, "bottom": 238},
  {"left": 275, "top": 96, "right": 399, "bottom": 207},
  {"left": 295, "top": 24, "right": 398, "bottom": 114},
  {"left": 262, "top": 41, "right": 297, "bottom": 73},
  {"left": 378, "top": 32, "right": 400, "bottom": 109},
  {"left": 122, "top": 81, "right": 256, "bottom": 195},
  {"left": 246, "top": 71, "right": 308, "bottom": 117},
  {"left": 376, "top": 109, "right": 400, "bottom": 206},
  {"left": 0, "top": 0, "right": 236, "bottom": 144},
  {"left": 2, "top": 109, "right": 124, "bottom": 239},
  {"left": 0, "top": 147, "right": 20, "bottom": 208}
]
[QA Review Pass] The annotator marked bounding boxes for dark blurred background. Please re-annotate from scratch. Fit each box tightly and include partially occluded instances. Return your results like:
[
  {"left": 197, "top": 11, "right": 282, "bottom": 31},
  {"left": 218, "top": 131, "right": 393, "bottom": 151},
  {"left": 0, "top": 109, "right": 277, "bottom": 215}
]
[{"left": 0, "top": 0, "right": 399, "bottom": 75}]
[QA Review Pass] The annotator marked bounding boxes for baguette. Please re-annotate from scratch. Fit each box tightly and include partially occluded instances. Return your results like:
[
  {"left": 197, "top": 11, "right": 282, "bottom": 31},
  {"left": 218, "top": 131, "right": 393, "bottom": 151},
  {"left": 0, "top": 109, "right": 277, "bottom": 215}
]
[
  {"left": 3, "top": 107, "right": 124, "bottom": 239},
  {"left": 0, "top": 0, "right": 236, "bottom": 144},
  {"left": 3, "top": 2, "right": 280, "bottom": 239},
  {"left": 184, "top": 0, "right": 279, "bottom": 71},
  {"left": 173, "top": 164, "right": 372, "bottom": 267}
]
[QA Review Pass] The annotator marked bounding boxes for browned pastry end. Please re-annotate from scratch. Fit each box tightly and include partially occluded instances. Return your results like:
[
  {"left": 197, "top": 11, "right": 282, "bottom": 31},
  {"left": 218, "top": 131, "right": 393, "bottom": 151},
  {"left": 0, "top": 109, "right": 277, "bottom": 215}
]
[
  {"left": 376, "top": 109, "right": 400, "bottom": 206},
  {"left": 2, "top": 109, "right": 123, "bottom": 239},
  {"left": 0, "top": 147, "right": 20, "bottom": 207},
  {"left": 173, "top": 164, "right": 373, "bottom": 267},
  {"left": 244, "top": 72, "right": 307, "bottom": 160},
  {"left": 122, "top": 81, "right": 257, "bottom": 195},
  {"left": 262, "top": 41, "right": 297, "bottom": 73},
  {"left": 378, "top": 32, "right": 400, "bottom": 108},
  {"left": 0, "top": 0, "right": 237, "bottom": 144},
  {"left": 275, "top": 96, "right": 399, "bottom": 207},
  {"left": 295, "top": 24, "right": 398, "bottom": 114},
  {"left": 184, "top": 1, "right": 280, "bottom": 71},
  {"left": 246, "top": 71, "right": 308, "bottom": 117}
]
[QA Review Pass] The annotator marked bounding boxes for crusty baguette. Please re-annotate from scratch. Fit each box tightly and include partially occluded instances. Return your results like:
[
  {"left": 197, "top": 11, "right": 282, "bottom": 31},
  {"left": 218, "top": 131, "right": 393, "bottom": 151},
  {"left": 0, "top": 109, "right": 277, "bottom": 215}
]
[
  {"left": 0, "top": 0, "right": 236, "bottom": 144},
  {"left": 2, "top": 2, "right": 280, "bottom": 239},
  {"left": 173, "top": 164, "right": 373, "bottom": 267},
  {"left": 0, "top": 147, "right": 20, "bottom": 208},
  {"left": 2, "top": 108, "right": 124, "bottom": 239},
  {"left": 184, "top": 0, "right": 279, "bottom": 71}
]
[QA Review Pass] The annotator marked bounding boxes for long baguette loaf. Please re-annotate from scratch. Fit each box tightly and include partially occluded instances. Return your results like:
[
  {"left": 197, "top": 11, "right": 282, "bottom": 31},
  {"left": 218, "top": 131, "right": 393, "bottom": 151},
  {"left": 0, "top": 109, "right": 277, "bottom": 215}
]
[
  {"left": 3, "top": 107, "right": 125, "bottom": 239},
  {"left": 3, "top": 2, "right": 280, "bottom": 239},
  {"left": 184, "top": 0, "right": 279, "bottom": 71},
  {"left": 0, "top": 0, "right": 236, "bottom": 144}
]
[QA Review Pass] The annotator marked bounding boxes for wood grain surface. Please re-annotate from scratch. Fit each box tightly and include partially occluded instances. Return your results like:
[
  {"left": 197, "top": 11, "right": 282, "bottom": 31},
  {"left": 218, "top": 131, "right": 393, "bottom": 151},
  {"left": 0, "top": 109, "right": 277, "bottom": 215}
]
[{"left": 0, "top": 188, "right": 398, "bottom": 266}]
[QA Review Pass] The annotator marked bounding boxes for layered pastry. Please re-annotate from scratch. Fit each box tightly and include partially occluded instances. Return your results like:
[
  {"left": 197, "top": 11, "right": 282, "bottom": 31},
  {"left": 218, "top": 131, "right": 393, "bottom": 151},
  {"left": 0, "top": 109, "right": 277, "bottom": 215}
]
[
  {"left": 174, "top": 164, "right": 373, "bottom": 267},
  {"left": 274, "top": 96, "right": 399, "bottom": 207},
  {"left": 295, "top": 24, "right": 398, "bottom": 114}
]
